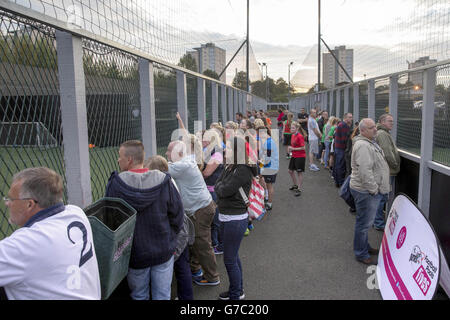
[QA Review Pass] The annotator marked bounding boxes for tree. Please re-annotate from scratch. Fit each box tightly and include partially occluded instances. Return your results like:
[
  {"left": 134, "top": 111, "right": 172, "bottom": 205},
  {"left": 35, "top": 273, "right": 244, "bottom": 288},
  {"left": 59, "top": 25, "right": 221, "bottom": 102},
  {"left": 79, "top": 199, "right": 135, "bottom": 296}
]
[
  {"left": 232, "top": 71, "right": 248, "bottom": 90},
  {"left": 203, "top": 69, "right": 220, "bottom": 80},
  {"left": 307, "top": 83, "right": 327, "bottom": 94},
  {"left": 177, "top": 53, "right": 197, "bottom": 72}
]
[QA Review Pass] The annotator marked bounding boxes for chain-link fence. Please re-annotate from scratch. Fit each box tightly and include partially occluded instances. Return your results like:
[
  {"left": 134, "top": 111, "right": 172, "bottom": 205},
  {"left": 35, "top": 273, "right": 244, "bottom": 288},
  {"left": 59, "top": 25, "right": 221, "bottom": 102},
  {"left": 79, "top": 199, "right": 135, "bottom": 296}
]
[
  {"left": 83, "top": 38, "right": 141, "bottom": 202},
  {"left": 397, "top": 72, "right": 423, "bottom": 155},
  {"left": 0, "top": 6, "right": 263, "bottom": 240},
  {"left": 433, "top": 64, "right": 450, "bottom": 166},
  {"left": 0, "top": 11, "right": 66, "bottom": 238},
  {"left": 375, "top": 78, "right": 390, "bottom": 122},
  {"left": 154, "top": 63, "right": 177, "bottom": 156}
]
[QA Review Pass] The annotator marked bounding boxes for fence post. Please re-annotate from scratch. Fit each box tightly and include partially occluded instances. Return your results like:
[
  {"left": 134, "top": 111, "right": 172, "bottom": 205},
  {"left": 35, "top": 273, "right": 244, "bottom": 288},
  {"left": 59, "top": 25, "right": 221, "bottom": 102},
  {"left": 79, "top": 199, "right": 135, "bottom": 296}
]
[
  {"left": 176, "top": 70, "right": 188, "bottom": 132},
  {"left": 353, "top": 83, "right": 360, "bottom": 122},
  {"left": 234, "top": 89, "right": 239, "bottom": 119},
  {"left": 212, "top": 82, "right": 218, "bottom": 123},
  {"left": 389, "top": 75, "right": 399, "bottom": 143},
  {"left": 330, "top": 90, "right": 336, "bottom": 116},
  {"left": 138, "top": 59, "right": 157, "bottom": 156},
  {"left": 228, "top": 87, "right": 234, "bottom": 122},
  {"left": 221, "top": 85, "right": 227, "bottom": 123},
  {"left": 336, "top": 88, "right": 341, "bottom": 118},
  {"left": 197, "top": 78, "right": 206, "bottom": 131},
  {"left": 368, "top": 79, "right": 375, "bottom": 120},
  {"left": 418, "top": 67, "right": 436, "bottom": 217},
  {"left": 344, "top": 87, "right": 349, "bottom": 114},
  {"left": 56, "top": 30, "right": 92, "bottom": 208}
]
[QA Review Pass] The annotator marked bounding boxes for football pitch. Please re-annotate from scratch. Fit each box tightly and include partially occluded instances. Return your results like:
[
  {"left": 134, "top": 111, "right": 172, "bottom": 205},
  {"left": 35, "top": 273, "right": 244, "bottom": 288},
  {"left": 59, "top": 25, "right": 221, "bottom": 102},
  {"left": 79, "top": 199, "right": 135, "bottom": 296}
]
[{"left": 0, "top": 146, "right": 121, "bottom": 240}]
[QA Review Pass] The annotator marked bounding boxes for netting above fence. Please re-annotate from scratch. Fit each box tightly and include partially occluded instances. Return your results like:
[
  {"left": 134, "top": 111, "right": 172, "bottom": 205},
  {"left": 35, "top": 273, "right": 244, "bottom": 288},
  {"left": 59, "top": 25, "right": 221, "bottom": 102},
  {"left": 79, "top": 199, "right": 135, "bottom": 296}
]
[{"left": 5, "top": 0, "right": 263, "bottom": 84}]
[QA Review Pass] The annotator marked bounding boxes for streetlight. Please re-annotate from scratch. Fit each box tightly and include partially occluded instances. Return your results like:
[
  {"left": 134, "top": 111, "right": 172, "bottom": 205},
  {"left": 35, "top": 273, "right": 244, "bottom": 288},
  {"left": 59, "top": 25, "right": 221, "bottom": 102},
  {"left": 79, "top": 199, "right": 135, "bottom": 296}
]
[
  {"left": 288, "top": 61, "right": 294, "bottom": 102},
  {"left": 258, "top": 62, "right": 268, "bottom": 101}
]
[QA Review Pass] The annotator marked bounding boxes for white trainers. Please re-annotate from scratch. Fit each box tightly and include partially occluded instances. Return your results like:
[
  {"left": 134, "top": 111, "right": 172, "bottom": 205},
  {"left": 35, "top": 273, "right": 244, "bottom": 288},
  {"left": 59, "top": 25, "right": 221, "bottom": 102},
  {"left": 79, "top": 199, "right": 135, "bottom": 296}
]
[{"left": 309, "top": 164, "right": 320, "bottom": 172}]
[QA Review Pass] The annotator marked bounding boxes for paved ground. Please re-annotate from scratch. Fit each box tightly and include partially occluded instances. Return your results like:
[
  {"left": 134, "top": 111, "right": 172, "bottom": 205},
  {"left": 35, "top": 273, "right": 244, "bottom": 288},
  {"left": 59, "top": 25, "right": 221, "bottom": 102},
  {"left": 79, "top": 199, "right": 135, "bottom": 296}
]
[{"left": 192, "top": 138, "right": 384, "bottom": 300}]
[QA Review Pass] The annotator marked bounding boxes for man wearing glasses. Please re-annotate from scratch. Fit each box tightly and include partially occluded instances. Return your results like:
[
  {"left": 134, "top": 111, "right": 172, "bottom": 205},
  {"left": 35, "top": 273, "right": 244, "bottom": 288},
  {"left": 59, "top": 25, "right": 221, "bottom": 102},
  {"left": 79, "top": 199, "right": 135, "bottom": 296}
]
[{"left": 0, "top": 167, "right": 101, "bottom": 299}]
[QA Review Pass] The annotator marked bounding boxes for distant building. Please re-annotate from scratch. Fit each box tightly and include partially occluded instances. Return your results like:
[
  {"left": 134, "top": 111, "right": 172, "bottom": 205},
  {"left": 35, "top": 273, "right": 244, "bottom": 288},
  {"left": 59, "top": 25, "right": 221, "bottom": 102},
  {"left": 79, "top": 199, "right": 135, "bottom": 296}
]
[
  {"left": 408, "top": 56, "right": 437, "bottom": 87},
  {"left": 322, "top": 45, "right": 353, "bottom": 89},
  {"left": 187, "top": 43, "right": 226, "bottom": 83}
]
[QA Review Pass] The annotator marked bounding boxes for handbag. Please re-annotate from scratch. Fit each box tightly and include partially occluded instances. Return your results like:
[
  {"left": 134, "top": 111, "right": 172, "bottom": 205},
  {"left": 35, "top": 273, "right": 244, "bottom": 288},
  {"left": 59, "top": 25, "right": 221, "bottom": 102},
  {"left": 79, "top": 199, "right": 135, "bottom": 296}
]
[
  {"left": 339, "top": 175, "right": 355, "bottom": 209},
  {"left": 239, "top": 176, "right": 266, "bottom": 221}
]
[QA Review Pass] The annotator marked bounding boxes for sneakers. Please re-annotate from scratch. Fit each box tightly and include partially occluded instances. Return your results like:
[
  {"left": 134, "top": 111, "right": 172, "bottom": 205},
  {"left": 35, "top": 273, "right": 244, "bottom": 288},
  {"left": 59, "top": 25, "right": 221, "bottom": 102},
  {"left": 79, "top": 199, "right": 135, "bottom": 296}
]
[
  {"left": 247, "top": 223, "right": 254, "bottom": 231},
  {"left": 194, "top": 276, "right": 220, "bottom": 286},
  {"left": 218, "top": 290, "right": 245, "bottom": 300},
  {"left": 309, "top": 164, "right": 320, "bottom": 171},
  {"left": 244, "top": 228, "right": 250, "bottom": 236},
  {"left": 192, "top": 269, "right": 203, "bottom": 281},
  {"left": 265, "top": 203, "right": 272, "bottom": 211},
  {"left": 294, "top": 189, "right": 301, "bottom": 197},
  {"left": 213, "top": 247, "right": 223, "bottom": 255},
  {"left": 289, "top": 185, "right": 298, "bottom": 191}
]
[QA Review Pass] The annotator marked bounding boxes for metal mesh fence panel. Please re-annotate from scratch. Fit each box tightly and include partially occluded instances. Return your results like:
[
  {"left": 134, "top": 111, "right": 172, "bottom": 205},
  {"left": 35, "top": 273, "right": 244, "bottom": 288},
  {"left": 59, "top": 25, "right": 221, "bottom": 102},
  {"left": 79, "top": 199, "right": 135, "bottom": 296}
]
[
  {"left": 433, "top": 64, "right": 450, "bottom": 166},
  {"left": 205, "top": 81, "right": 213, "bottom": 129},
  {"left": 83, "top": 39, "right": 141, "bottom": 202},
  {"left": 0, "top": 11, "right": 66, "bottom": 239},
  {"left": 154, "top": 63, "right": 177, "bottom": 156},
  {"left": 375, "top": 78, "right": 390, "bottom": 122},
  {"left": 397, "top": 73, "right": 423, "bottom": 155},
  {"left": 359, "top": 83, "right": 368, "bottom": 121},
  {"left": 186, "top": 74, "right": 197, "bottom": 134}
]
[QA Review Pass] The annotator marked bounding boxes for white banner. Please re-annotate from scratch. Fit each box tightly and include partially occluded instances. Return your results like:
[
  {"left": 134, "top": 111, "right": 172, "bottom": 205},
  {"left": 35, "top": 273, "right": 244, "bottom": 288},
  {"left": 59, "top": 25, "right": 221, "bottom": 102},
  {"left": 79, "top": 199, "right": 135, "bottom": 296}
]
[{"left": 377, "top": 194, "right": 441, "bottom": 300}]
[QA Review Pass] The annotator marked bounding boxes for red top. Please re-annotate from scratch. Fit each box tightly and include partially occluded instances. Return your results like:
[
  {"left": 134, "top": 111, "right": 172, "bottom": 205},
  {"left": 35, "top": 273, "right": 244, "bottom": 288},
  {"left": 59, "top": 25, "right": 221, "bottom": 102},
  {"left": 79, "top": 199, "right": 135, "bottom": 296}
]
[
  {"left": 277, "top": 112, "right": 284, "bottom": 123},
  {"left": 291, "top": 132, "right": 306, "bottom": 158}
]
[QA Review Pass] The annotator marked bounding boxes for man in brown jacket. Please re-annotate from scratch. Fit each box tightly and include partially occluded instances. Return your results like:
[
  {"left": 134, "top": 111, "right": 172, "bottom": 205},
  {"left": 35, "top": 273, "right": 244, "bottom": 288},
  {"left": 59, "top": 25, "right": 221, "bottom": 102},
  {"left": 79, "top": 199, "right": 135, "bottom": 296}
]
[{"left": 374, "top": 113, "right": 401, "bottom": 231}]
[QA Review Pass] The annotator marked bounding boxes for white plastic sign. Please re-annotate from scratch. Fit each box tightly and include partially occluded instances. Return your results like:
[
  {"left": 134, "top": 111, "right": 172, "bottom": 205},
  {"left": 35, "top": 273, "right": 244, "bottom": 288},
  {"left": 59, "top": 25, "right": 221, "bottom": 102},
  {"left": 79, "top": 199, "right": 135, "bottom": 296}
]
[{"left": 377, "top": 194, "right": 441, "bottom": 300}]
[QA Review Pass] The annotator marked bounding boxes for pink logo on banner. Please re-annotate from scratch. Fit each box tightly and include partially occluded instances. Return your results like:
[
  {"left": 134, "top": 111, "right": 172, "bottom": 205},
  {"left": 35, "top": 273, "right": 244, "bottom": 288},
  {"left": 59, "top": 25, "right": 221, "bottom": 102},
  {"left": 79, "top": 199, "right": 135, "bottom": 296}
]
[
  {"left": 413, "top": 265, "right": 431, "bottom": 296},
  {"left": 396, "top": 227, "right": 407, "bottom": 249}
]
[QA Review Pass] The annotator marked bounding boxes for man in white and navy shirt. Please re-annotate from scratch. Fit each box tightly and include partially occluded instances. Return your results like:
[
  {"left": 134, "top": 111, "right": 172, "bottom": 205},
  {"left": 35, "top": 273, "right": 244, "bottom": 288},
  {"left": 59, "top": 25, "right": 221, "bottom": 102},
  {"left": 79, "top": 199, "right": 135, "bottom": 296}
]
[{"left": 0, "top": 167, "right": 101, "bottom": 300}]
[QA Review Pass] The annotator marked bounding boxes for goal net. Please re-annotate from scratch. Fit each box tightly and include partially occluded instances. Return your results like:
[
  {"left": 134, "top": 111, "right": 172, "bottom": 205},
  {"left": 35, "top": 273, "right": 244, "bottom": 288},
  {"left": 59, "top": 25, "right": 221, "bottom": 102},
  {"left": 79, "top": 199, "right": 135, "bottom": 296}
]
[{"left": 0, "top": 122, "right": 58, "bottom": 147}]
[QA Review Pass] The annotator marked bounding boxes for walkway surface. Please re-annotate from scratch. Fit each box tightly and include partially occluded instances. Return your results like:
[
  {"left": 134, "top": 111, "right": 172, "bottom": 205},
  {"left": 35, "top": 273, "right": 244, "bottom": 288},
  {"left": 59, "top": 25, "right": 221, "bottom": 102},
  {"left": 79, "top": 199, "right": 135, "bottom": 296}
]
[{"left": 192, "top": 135, "right": 383, "bottom": 300}]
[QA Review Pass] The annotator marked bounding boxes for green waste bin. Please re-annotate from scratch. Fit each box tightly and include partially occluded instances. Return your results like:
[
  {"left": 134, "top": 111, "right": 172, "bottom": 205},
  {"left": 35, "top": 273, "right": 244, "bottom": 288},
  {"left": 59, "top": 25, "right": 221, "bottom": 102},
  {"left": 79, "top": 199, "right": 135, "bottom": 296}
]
[{"left": 84, "top": 197, "right": 137, "bottom": 300}]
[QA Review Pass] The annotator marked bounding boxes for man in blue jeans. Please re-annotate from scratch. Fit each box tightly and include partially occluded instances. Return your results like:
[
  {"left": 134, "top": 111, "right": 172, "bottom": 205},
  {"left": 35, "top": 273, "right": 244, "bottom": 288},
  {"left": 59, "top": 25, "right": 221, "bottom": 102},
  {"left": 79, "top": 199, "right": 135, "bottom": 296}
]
[
  {"left": 333, "top": 113, "right": 353, "bottom": 187},
  {"left": 349, "top": 119, "right": 390, "bottom": 265}
]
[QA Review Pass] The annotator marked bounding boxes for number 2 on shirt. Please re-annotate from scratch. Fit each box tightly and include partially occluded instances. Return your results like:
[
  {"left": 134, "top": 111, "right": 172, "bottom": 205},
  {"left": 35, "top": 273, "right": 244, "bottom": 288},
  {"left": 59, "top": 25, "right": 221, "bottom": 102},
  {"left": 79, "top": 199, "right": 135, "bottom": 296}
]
[{"left": 67, "top": 221, "right": 93, "bottom": 267}]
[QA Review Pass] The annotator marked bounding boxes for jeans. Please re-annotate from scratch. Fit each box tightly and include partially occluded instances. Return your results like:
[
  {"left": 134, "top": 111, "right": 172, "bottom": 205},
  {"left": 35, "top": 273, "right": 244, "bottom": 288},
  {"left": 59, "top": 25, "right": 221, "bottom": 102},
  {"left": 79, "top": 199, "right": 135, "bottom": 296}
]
[
  {"left": 374, "top": 176, "right": 395, "bottom": 229},
  {"left": 333, "top": 148, "right": 346, "bottom": 186},
  {"left": 174, "top": 247, "right": 193, "bottom": 300},
  {"left": 350, "top": 188, "right": 384, "bottom": 261},
  {"left": 127, "top": 255, "right": 174, "bottom": 300},
  {"left": 210, "top": 191, "right": 223, "bottom": 251},
  {"left": 221, "top": 217, "right": 248, "bottom": 300},
  {"left": 323, "top": 140, "right": 331, "bottom": 168}
]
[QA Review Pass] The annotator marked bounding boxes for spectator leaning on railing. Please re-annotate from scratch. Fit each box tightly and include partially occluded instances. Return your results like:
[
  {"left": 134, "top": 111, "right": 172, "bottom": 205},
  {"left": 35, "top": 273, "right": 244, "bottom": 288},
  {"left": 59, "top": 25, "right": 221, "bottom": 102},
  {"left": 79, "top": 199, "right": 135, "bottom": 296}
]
[
  {"left": 373, "top": 113, "right": 401, "bottom": 231},
  {"left": 0, "top": 167, "right": 101, "bottom": 300},
  {"left": 105, "top": 140, "right": 184, "bottom": 300}
]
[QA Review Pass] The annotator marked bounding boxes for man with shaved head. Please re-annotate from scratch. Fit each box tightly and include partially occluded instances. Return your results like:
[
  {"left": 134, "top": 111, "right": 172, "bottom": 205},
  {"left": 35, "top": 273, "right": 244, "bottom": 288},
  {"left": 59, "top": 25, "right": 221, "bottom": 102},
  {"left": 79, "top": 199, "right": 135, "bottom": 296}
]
[
  {"left": 349, "top": 119, "right": 390, "bottom": 266},
  {"left": 106, "top": 140, "right": 184, "bottom": 300}
]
